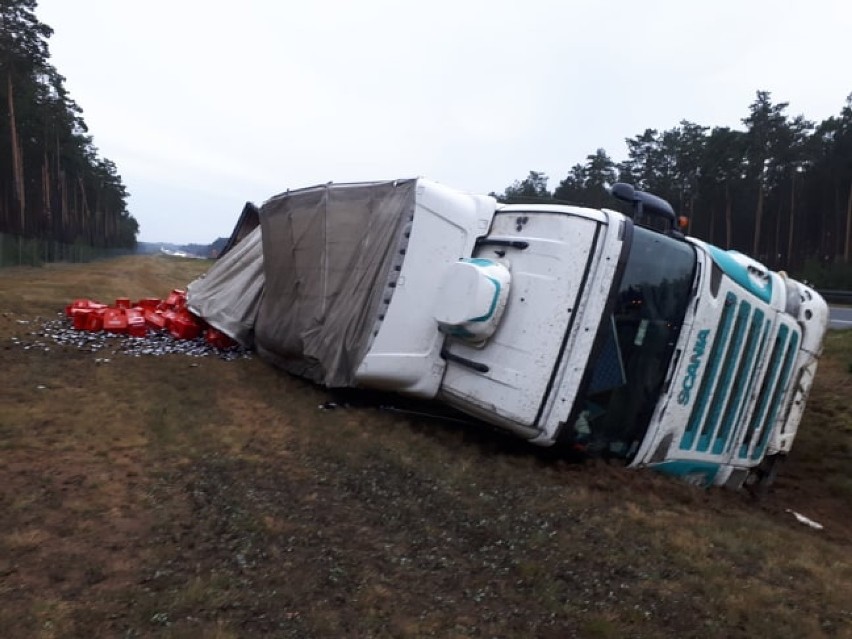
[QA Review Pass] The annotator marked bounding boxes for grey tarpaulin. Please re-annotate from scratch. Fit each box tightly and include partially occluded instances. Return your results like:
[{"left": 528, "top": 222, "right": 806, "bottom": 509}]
[
  {"left": 186, "top": 226, "right": 264, "bottom": 347},
  {"left": 218, "top": 202, "right": 260, "bottom": 258},
  {"left": 254, "top": 179, "right": 417, "bottom": 386}
]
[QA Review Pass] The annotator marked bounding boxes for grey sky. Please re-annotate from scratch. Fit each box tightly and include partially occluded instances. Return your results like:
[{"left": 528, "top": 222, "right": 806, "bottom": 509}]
[{"left": 35, "top": 0, "right": 852, "bottom": 244}]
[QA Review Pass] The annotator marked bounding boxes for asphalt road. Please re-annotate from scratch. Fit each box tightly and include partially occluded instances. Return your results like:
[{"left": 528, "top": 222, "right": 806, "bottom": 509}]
[{"left": 829, "top": 305, "right": 852, "bottom": 330}]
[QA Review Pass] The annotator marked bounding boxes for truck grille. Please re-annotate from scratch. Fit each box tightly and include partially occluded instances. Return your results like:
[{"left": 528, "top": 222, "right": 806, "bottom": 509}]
[{"left": 679, "top": 292, "right": 800, "bottom": 459}]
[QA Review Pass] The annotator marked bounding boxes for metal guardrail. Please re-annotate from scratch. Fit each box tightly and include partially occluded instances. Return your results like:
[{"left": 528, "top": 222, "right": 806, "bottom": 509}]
[{"left": 818, "top": 289, "right": 852, "bottom": 304}]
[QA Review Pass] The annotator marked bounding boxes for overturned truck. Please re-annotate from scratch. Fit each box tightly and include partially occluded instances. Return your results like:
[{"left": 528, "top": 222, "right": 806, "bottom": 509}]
[{"left": 188, "top": 178, "right": 829, "bottom": 489}]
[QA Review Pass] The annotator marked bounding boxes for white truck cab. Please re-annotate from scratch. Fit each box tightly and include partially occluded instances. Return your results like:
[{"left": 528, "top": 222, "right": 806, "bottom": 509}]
[{"left": 353, "top": 179, "right": 828, "bottom": 489}]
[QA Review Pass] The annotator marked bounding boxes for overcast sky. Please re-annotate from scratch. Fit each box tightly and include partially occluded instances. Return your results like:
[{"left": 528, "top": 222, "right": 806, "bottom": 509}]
[{"left": 35, "top": 0, "right": 852, "bottom": 244}]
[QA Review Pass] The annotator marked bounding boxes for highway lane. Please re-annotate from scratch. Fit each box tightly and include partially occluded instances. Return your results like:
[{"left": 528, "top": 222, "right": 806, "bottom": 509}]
[{"left": 829, "top": 305, "right": 852, "bottom": 330}]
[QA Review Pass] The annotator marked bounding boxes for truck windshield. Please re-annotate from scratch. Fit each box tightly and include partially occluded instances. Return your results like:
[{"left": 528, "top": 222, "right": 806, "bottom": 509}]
[{"left": 567, "top": 225, "right": 696, "bottom": 460}]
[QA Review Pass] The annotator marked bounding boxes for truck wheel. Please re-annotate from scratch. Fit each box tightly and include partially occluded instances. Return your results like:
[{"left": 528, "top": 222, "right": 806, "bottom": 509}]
[{"left": 746, "top": 454, "right": 784, "bottom": 498}]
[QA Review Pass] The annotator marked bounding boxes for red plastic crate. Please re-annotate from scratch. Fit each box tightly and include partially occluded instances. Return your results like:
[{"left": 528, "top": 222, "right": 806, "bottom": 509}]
[
  {"left": 85, "top": 308, "right": 105, "bottom": 331},
  {"left": 144, "top": 309, "right": 167, "bottom": 329},
  {"left": 169, "top": 310, "right": 201, "bottom": 340},
  {"left": 126, "top": 312, "right": 147, "bottom": 337},
  {"left": 102, "top": 308, "right": 128, "bottom": 333},
  {"left": 125, "top": 309, "right": 146, "bottom": 334},
  {"left": 136, "top": 297, "right": 161, "bottom": 310},
  {"left": 164, "top": 289, "right": 187, "bottom": 309},
  {"left": 72, "top": 309, "right": 92, "bottom": 330},
  {"left": 205, "top": 327, "right": 236, "bottom": 349},
  {"left": 160, "top": 308, "right": 178, "bottom": 328},
  {"left": 66, "top": 298, "right": 96, "bottom": 317}
]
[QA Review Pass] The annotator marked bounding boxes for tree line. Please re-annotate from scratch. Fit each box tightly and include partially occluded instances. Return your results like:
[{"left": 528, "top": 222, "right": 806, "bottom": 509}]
[
  {"left": 499, "top": 91, "right": 852, "bottom": 279},
  {"left": 0, "top": 0, "right": 137, "bottom": 252}
]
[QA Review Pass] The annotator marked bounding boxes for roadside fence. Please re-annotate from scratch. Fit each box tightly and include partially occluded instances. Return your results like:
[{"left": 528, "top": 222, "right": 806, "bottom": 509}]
[{"left": 0, "top": 232, "right": 133, "bottom": 268}]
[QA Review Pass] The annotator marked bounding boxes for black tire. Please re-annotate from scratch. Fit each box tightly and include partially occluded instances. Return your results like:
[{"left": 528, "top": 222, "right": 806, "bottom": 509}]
[{"left": 746, "top": 454, "right": 785, "bottom": 498}]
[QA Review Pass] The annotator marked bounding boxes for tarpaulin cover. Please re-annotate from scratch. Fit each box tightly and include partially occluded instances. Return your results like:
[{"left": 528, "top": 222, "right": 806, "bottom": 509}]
[
  {"left": 186, "top": 226, "right": 264, "bottom": 347},
  {"left": 218, "top": 202, "right": 260, "bottom": 258},
  {"left": 254, "top": 179, "right": 417, "bottom": 386}
]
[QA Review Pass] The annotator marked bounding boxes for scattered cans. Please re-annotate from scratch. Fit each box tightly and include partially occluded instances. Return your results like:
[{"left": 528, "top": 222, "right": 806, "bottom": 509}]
[{"left": 11, "top": 313, "right": 252, "bottom": 361}]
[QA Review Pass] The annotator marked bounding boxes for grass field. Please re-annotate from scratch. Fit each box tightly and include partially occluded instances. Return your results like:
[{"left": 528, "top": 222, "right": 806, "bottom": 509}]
[{"left": 1, "top": 255, "right": 851, "bottom": 638}]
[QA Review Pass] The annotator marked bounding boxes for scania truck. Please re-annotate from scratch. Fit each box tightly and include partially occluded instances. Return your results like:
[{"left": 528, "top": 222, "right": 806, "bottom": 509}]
[{"left": 188, "top": 178, "right": 829, "bottom": 489}]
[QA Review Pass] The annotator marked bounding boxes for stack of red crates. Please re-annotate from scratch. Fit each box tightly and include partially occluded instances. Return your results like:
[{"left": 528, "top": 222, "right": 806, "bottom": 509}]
[{"left": 65, "top": 289, "right": 236, "bottom": 348}]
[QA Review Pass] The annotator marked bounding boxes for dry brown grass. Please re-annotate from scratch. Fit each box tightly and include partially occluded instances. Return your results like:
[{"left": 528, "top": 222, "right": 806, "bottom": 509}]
[{"left": 0, "top": 255, "right": 850, "bottom": 638}]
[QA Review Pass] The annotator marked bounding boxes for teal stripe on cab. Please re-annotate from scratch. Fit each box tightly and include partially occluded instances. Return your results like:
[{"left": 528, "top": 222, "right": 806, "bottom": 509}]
[
  {"left": 746, "top": 325, "right": 789, "bottom": 460},
  {"left": 650, "top": 460, "right": 720, "bottom": 486},
  {"left": 697, "top": 299, "right": 750, "bottom": 452},
  {"left": 738, "top": 318, "right": 774, "bottom": 459},
  {"left": 752, "top": 330, "right": 800, "bottom": 461},
  {"left": 468, "top": 276, "right": 501, "bottom": 323},
  {"left": 726, "top": 309, "right": 766, "bottom": 457},
  {"left": 712, "top": 303, "right": 761, "bottom": 455},
  {"left": 680, "top": 292, "right": 737, "bottom": 451},
  {"left": 706, "top": 245, "right": 772, "bottom": 303}
]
